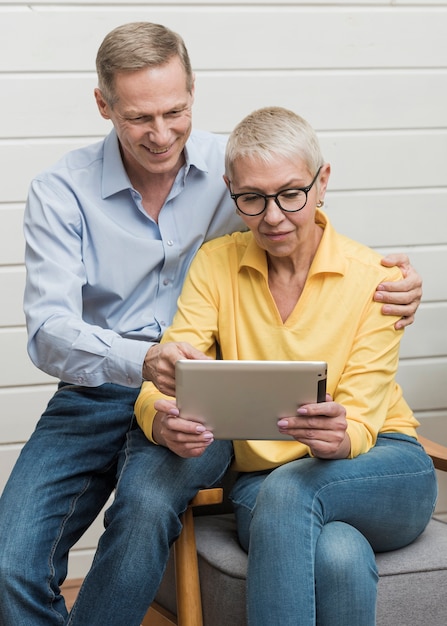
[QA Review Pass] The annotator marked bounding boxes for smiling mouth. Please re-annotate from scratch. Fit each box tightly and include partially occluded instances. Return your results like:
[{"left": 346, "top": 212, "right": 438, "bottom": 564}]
[{"left": 146, "top": 145, "right": 171, "bottom": 155}]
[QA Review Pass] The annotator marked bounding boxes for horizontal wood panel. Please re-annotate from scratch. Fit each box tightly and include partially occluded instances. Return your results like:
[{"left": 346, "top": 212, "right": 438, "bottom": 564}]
[
  {"left": 396, "top": 358, "right": 447, "bottom": 411},
  {"left": 1, "top": 7, "right": 446, "bottom": 72},
  {"left": 0, "top": 267, "right": 25, "bottom": 326},
  {"left": 1, "top": 132, "right": 446, "bottom": 203},
  {"left": 0, "top": 329, "right": 56, "bottom": 386},
  {"left": 0, "top": 384, "right": 55, "bottom": 443},
  {"left": 0, "top": 444, "right": 22, "bottom": 493},
  {"left": 3, "top": 70, "right": 447, "bottom": 139},
  {"left": 67, "top": 549, "right": 95, "bottom": 581},
  {"left": 399, "top": 303, "right": 447, "bottom": 359},
  {"left": 6, "top": 1, "right": 443, "bottom": 6},
  {"left": 321, "top": 131, "right": 447, "bottom": 191},
  {"left": 0, "top": 205, "right": 24, "bottom": 265},
  {"left": 327, "top": 191, "right": 447, "bottom": 248}
]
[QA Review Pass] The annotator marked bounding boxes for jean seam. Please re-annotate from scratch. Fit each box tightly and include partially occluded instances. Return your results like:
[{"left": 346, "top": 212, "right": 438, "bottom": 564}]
[{"left": 48, "top": 476, "right": 93, "bottom": 624}]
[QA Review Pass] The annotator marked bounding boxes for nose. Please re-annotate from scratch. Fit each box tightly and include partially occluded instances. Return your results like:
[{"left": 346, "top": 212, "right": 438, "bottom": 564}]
[
  {"left": 263, "top": 197, "right": 284, "bottom": 224},
  {"left": 147, "top": 117, "right": 171, "bottom": 146}
]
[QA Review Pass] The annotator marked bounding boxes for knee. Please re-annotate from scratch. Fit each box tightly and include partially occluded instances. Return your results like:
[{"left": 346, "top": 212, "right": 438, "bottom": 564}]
[
  {"left": 253, "top": 463, "right": 307, "bottom": 521},
  {"left": 106, "top": 484, "right": 183, "bottom": 542},
  {"left": 316, "top": 522, "right": 378, "bottom": 584}
]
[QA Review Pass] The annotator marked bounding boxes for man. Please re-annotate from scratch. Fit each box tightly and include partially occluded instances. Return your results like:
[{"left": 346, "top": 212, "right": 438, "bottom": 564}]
[{"left": 0, "top": 22, "right": 422, "bottom": 626}]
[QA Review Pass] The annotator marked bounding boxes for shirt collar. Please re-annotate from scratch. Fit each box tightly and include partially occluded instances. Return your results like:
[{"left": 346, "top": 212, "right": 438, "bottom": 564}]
[
  {"left": 101, "top": 129, "right": 209, "bottom": 199},
  {"left": 101, "top": 130, "right": 133, "bottom": 199},
  {"left": 183, "top": 131, "right": 210, "bottom": 174},
  {"left": 239, "top": 210, "right": 346, "bottom": 278}
]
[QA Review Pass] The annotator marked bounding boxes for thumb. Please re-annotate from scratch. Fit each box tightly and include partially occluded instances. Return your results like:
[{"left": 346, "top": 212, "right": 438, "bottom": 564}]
[{"left": 178, "top": 342, "right": 211, "bottom": 360}]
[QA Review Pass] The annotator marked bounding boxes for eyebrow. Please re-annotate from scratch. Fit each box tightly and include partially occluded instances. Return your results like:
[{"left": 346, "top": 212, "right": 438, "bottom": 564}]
[
  {"left": 236, "top": 180, "right": 308, "bottom": 193},
  {"left": 122, "top": 100, "right": 190, "bottom": 117}
]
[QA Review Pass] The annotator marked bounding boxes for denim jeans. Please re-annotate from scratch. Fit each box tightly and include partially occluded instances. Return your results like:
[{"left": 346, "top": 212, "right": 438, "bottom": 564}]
[
  {"left": 0, "top": 383, "right": 233, "bottom": 626},
  {"left": 230, "top": 434, "right": 437, "bottom": 626}
]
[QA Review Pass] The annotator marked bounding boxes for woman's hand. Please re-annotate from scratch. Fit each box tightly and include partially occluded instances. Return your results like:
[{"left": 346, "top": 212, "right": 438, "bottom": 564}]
[
  {"left": 152, "top": 398, "right": 215, "bottom": 458},
  {"left": 277, "top": 394, "right": 351, "bottom": 459}
]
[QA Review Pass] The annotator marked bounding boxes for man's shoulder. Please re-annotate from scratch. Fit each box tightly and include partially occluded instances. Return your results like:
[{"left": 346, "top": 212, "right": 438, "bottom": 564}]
[
  {"left": 33, "top": 136, "right": 107, "bottom": 182},
  {"left": 188, "top": 128, "right": 228, "bottom": 155},
  {"left": 336, "top": 230, "right": 402, "bottom": 281}
]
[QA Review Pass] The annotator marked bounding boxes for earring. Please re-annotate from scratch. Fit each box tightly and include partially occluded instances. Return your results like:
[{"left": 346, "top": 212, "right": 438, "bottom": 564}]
[{"left": 316, "top": 200, "right": 324, "bottom": 208}]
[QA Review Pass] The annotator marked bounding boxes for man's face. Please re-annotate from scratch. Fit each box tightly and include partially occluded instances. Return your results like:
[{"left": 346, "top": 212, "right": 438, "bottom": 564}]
[{"left": 95, "top": 56, "right": 194, "bottom": 181}]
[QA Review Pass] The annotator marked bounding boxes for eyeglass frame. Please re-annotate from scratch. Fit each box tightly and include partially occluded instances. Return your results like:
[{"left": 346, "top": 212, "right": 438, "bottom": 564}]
[{"left": 229, "top": 166, "right": 322, "bottom": 217}]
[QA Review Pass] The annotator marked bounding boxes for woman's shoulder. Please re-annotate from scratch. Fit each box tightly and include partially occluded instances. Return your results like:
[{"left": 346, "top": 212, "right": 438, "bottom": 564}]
[
  {"left": 336, "top": 230, "right": 402, "bottom": 281},
  {"left": 200, "top": 230, "right": 252, "bottom": 256}
]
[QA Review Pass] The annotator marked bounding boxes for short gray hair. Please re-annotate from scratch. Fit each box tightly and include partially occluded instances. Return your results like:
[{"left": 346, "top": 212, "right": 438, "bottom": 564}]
[
  {"left": 96, "top": 22, "right": 193, "bottom": 106},
  {"left": 225, "top": 106, "right": 324, "bottom": 180}
]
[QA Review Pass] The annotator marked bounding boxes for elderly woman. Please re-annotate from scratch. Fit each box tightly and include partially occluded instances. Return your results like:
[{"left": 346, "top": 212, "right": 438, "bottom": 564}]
[{"left": 135, "top": 107, "right": 436, "bottom": 625}]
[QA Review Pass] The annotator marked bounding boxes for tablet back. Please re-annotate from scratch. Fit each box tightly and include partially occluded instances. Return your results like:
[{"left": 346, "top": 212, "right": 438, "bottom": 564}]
[{"left": 176, "top": 359, "right": 327, "bottom": 440}]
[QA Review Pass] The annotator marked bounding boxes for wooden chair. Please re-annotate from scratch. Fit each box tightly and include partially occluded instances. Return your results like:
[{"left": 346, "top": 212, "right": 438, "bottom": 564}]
[
  {"left": 143, "top": 435, "right": 447, "bottom": 626},
  {"left": 142, "top": 488, "right": 224, "bottom": 626}
]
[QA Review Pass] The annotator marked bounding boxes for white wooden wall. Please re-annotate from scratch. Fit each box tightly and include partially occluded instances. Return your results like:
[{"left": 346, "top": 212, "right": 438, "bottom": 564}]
[{"left": 1, "top": 0, "right": 447, "bottom": 578}]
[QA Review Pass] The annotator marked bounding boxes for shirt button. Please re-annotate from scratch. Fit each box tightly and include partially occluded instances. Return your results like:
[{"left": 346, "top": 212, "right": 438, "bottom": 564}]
[
  {"left": 160, "top": 321, "right": 166, "bottom": 327},
  {"left": 163, "top": 278, "right": 170, "bottom": 286},
  {"left": 167, "top": 240, "right": 174, "bottom": 246}
]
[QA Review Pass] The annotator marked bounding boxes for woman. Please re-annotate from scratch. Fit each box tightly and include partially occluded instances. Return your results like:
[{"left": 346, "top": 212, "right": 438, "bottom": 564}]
[{"left": 135, "top": 107, "right": 436, "bottom": 625}]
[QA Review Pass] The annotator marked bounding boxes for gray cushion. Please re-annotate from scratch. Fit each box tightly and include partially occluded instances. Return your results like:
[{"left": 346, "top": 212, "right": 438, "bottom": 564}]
[{"left": 156, "top": 515, "right": 447, "bottom": 625}]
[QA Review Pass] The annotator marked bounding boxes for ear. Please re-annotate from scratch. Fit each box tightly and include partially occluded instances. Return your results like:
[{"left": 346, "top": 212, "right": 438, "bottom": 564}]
[
  {"left": 190, "top": 73, "right": 196, "bottom": 104},
  {"left": 223, "top": 174, "right": 231, "bottom": 191},
  {"left": 94, "top": 88, "right": 111, "bottom": 120},
  {"left": 318, "top": 163, "right": 331, "bottom": 201}
]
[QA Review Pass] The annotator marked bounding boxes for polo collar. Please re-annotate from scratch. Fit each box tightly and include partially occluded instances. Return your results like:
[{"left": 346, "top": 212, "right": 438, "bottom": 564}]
[{"left": 239, "top": 210, "right": 346, "bottom": 278}]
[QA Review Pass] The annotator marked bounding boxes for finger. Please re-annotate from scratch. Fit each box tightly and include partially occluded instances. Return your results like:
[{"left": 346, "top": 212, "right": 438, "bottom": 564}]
[
  {"left": 178, "top": 342, "right": 210, "bottom": 360},
  {"left": 380, "top": 253, "right": 410, "bottom": 271},
  {"left": 296, "top": 402, "right": 336, "bottom": 418},
  {"left": 380, "top": 301, "right": 418, "bottom": 317},
  {"left": 394, "top": 315, "right": 414, "bottom": 330}
]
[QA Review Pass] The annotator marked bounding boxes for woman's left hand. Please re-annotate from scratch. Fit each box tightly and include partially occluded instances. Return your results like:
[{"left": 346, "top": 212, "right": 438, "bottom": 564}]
[{"left": 277, "top": 393, "right": 351, "bottom": 459}]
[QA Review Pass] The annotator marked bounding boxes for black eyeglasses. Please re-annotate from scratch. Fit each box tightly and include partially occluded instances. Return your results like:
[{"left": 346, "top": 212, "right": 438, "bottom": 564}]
[{"left": 230, "top": 166, "right": 322, "bottom": 217}]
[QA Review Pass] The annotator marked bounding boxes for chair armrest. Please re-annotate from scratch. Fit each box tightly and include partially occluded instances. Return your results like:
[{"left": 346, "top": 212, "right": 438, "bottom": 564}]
[
  {"left": 419, "top": 435, "right": 447, "bottom": 472},
  {"left": 190, "top": 487, "right": 223, "bottom": 507}
]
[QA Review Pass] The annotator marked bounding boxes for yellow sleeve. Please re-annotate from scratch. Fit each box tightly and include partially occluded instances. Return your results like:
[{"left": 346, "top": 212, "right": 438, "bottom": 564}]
[
  {"left": 134, "top": 246, "right": 221, "bottom": 441},
  {"left": 134, "top": 382, "right": 172, "bottom": 444},
  {"left": 334, "top": 267, "right": 406, "bottom": 456}
]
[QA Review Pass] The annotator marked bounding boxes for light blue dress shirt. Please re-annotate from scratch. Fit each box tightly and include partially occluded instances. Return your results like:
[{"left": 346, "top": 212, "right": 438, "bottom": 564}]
[{"left": 23, "top": 129, "right": 244, "bottom": 387}]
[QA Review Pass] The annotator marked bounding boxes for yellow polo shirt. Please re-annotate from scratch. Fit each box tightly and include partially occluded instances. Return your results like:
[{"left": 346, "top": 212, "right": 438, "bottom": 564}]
[{"left": 135, "top": 211, "right": 419, "bottom": 471}]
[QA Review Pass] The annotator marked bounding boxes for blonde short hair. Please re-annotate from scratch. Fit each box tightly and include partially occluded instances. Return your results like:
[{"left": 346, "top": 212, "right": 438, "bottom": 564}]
[{"left": 225, "top": 106, "right": 324, "bottom": 180}]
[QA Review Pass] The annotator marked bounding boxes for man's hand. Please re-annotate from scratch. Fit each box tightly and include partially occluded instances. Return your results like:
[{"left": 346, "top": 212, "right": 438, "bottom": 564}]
[
  {"left": 152, "top": 399, "right": 214, "bottom": 458},
  {"left": 143, "top": 342, "right": 209, "bottom": 396},
  {"left": 375, "top": 253, "right": 422, "bottom": 330}
]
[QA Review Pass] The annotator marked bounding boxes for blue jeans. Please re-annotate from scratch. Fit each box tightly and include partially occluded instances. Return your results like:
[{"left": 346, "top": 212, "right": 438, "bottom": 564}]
[
  {"left": 0, "top": 383, "right": 233, "bottom": 626},
  {"left": 230, "top": 434, "right": 437, "bottom": 626}
]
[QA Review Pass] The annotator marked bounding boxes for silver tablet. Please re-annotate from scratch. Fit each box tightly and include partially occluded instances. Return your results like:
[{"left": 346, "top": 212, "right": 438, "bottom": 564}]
[{"left": 176, "top": 359, "right": 327, "bottom": 440}]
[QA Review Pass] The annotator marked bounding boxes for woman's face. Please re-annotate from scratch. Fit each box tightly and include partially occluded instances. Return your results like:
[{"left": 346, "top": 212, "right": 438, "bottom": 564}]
[{"left": 226, "top": 155, "right": 330, "bottom": 261}]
